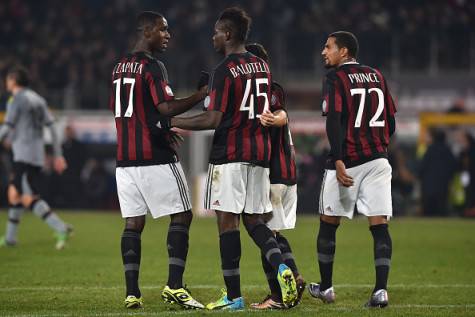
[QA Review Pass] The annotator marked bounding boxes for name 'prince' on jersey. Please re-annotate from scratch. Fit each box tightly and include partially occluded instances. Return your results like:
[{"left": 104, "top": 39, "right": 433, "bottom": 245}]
[
  {"left": 205, "top": 52, "right": 273, "bottom": 167},
  {"left": 109, "top": 52, "right": 177, "bottom": 167},
  {"left": 321, "top": 62, "right": 396, "bottom": 169}
]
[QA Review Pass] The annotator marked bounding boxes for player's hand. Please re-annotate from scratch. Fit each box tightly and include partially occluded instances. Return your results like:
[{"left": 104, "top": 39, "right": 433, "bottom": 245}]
[
  {"left": 54, "top": 156, "right": 68, "bottom": 174},
  {"left": 2, "top": 140, "right": 11, "bottom": 150},
  {"left": 157, "top": 117, "right": 171, "bottom": 129},
  {"left": 335, "top": 160, "right": 353, "bottom": 187},
  {"left": 197, "top": 85, "right": 208, "bottom": 100},
  {"left": 169, "top": 129, "right": 184, "bottom": 148},
  {"left": 197, "top": 71, "right": 210, "bottom": 90},
  {"left": 259, "top": 110, "right": 275, "bottom": 127}
]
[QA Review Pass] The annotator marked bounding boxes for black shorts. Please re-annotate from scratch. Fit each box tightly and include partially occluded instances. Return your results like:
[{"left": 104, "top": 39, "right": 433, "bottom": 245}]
[{"left": 9, "top": 162, "right": 42, "bottom": 196}]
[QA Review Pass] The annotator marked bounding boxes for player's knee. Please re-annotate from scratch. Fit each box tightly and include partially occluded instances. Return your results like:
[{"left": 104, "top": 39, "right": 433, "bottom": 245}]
[
  {"left": 320, "top": 214, "right": 340, "bottom": 225},
  {"left": 7, "top": 186, "right": 21, "bottom": 205},
  {"left": 21, "top": 195, "right": 36, "bottom": 209},
  {"left": 242, "top": 214, "right": 265, "bottom": 234},
  {"left": 125, "top": 216, "right": 145, "bottom": 233},
  {"left": 170, "top": 210, "right": 193, "bottom": 227}
]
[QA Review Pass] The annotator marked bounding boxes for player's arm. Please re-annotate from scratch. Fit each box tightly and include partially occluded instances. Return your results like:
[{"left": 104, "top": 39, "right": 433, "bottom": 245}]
[
  {"left": 146, "top": 62, "right": 207, "bottom": 117},
  {"left": 0, "top": 96, "right": 20, "bottom": 142},
  {"left": 44, "top": 107, "right": 67, "bottom": 174},
  {"left": 171, "top": 110, "right": 222, "bottom": 130},
  {"left": 157, "top": 86, "right": 207, "bottom": 117},
  {"left": 325, "top": 75, "right": 353, "bottom": 187},
  {"left": 259, "top": 109, "right": 287, "bottom": 127}
]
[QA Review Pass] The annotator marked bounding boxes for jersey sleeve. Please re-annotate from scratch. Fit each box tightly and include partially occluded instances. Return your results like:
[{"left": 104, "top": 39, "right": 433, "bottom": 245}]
[
  {"left": 206, "top": 64, "right": 232, "bottom": 113},
  {"left": 270, "top": 82, "right": 285, "bottom": 112},
  {"left": 321, "top": 71, "right": 342, "bottom": 116},
  {"left": 4, "top": 95, "right": 21, "bottom": 127},
  {"left": 43, "top": 103, "right": 55, "bottom": 126},
  {"left": 145, "top": 61, "right": 175, "bottom": 107}
]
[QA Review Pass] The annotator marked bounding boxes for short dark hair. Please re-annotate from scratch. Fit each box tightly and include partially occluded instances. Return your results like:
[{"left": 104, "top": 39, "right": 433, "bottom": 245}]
[
  {"left": 7, "top": 65, "right": 30, "bottom": 87},
  {"left": 136, "top": 11, "right": 164, "bottom": 32},
  {"left": 329, "top": 31, "right": 359, "bottom": 58},
  {"left": 245, "top": 43, "right": 269, "bottom": 63},
  {"left": 218, "top": 7, "right": 251, "bottom": 43}
]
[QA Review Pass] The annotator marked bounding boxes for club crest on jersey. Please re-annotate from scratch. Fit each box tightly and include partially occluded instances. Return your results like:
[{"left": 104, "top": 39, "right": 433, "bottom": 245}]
[{"left": 165, "top": 85, "right": 174, "bottom": 96}]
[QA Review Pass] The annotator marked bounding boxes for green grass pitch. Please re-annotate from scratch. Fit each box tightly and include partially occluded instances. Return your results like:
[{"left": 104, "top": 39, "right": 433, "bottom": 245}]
[{"left": 0, "top": 212, "right": 474, "bottom": 316}]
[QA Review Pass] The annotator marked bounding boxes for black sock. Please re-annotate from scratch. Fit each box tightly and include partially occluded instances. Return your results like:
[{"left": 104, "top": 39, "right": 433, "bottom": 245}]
[
  {"left": 220, "top": 230, "right": 241, "bottom": 300},
  {"left": 370, "top": 224, "right": 392, "bottom": 292},
  {"left": 167, "top": 222, "right": 190, "bottom": 289},
  {"left": 317, "top": 220, "right": 339, "bottom": 291},
  {"left": 121, "top": 229, "right": 141, "bottom": 297},
  {"left": 248, "top": 223, "right": 284, "bottom": 270},
  {"left": 261, "top": 251, "right": 282, "bottom": 301},
  {"left": 276, "top": 233, "right": 299, "bottom": 276}
]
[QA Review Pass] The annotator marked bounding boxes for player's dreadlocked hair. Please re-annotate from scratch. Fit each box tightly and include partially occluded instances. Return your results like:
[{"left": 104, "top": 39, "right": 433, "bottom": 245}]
[
  {"left": 329, "top": 31, "right": 359, "bottom": 58},
  {"left": 245, "top": 43, "right": 269, "bottom": 63},
  {"left": 136, "top": 11, "right": 164, "bottom": 32},
  {"left": 218, "top": 7, "right": 251, "bottom": 43},
  {"left": 7, "top": 65, "right": 30, "bottom": 87}
]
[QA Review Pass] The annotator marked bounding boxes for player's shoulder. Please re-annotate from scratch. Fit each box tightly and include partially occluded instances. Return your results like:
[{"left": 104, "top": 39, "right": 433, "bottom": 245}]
[
  {"left": 324, "top": 68, "right": 340, "bottom": 83},
  {"left": 19, "top": 88, "right": 46, "bottom": 106}
]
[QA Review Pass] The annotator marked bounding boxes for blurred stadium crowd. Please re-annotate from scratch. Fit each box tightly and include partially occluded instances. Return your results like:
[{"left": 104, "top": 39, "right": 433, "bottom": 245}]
[
  {"left": 0, "top": 0, "right": 474, "bottom": 216},
  {"left": 0, "top": 0, "right": 474, "bottom": 109}
]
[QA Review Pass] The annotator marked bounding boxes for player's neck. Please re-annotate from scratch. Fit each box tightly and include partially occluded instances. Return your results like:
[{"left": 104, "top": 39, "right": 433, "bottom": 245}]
[
  {"left": 11, "top": 86, "right": 23, "bottom": 95},
  {"left": 224, "top": 43, "right": 246, "bottom": 57},
  {"left": 337, "top": 57, "right": 357, "bottom": 67},
  {"left": 132, "top": 40, "right": 153, "bottom": 56}
]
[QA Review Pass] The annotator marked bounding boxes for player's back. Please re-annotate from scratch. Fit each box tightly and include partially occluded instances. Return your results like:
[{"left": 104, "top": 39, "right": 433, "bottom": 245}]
[
  {"left": 207, "top": 52, "right": 272, "bottom": 167},
  {"left": 269, "top": 82, "right": 296, "bottom": 185},
  {"left": 110, "top": 52, "right": 176, "bottom": 167},
  {"left": 323, "top": 62, "right": 396, "bottom": 167},
  {"left": 6, "top": 88, "right": 52, "bottom": 167}
]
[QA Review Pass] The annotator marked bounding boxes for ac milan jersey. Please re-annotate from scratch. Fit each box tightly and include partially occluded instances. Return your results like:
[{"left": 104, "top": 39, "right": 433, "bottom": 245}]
[
  {"left": 109, "top": 52, "right": 177, "bottom": 167},
  {"left": 206, "top": 52, "right": 272, "bottom": 167},
  {"left": 321, "top": 62, "right": 396, "bottom": 169},
  {"left": 269, "top": 82, "right": 297, "bottom": 185}
]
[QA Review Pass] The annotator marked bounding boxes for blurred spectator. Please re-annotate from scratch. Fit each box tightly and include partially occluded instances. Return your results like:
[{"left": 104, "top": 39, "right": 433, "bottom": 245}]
[
  {"left": 419, "top": 129, "right": 457, "bottom": 216},
  {"left": 58, "top": 124, "right": 87, "bottom": 208},
  {"left": 457, "top": 131, "right": 475, "bottom": 216},
  {"left": 0, "top": 0, "right": 474, "bottom": 110},
  {"left": 388, "top": 139, "right": 416, "bottom": 215}
]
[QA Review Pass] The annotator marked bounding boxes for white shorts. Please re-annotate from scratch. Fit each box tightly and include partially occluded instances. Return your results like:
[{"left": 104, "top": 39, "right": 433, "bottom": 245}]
[
  {"left": 204, "top": 163, "right": 272, "bottom": 214},
  {"left": 267, "top": 184, "right": 297, "bottom": 231},
  {"left": 319, "top": 158, "right": 392, "bottom": 219},
  {"left": 116, "top": 163, "right": 192, "bottom": 219}
]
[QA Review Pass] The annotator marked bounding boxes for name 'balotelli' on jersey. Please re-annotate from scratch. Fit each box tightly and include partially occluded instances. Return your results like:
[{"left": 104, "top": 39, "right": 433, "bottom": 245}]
[
  {"left": 206, "top": 52, "right": 272, "bottom": 167},
  {"left": 321, "top": 63, "right": 396, "bottom": 169},
  {"left": 109, "top": 52, "right": 177, "bottom": 167}
]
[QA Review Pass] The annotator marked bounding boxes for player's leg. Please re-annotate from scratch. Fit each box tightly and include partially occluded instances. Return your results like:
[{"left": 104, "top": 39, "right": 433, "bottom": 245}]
[
  {"left": 23, "top": 166, "right": 71, "bottom": 249},
  {"left": 0, "top": 183, "right": 23, "bottom": 246},
  {"left": 309, "top": 167, "right": 358, "bottom": 303},
  {"left": 308, "top": 215, "right": 340, "bottom": 303},
  {"left": 136, "top": 163, "right": 203, "bottom": 309},
  {"left": 122, "top": 216, "right": 145, "bottom": 308},
  {"left": 367, "top": 216, "right": 391, "bottom": 308},
  {"left": 166, "top": 211, "right": 192, "bottom": 290},
  {"left": 206, "top": 210, "right": 244, "bottom": 310},
  {"left": 116, "top": 166, "right": 148, "bottom": 308},
  {"left": 356, "top": 159, "right": 392, "bottom": 308}
]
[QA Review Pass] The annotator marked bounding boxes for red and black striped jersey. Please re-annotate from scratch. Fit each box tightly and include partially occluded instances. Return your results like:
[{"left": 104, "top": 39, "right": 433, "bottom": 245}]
[
  {"left": 269, "top": 82, "right": 297, "bottom": 185},
  {"left": 321, "top": 62, "right": 397, "bottom": 169},
  {"left": 109, "top": 52, "right": 177, "bottom": 167},
  {"left": 206, "top": 52, "right": 272, "bottom": 167}
]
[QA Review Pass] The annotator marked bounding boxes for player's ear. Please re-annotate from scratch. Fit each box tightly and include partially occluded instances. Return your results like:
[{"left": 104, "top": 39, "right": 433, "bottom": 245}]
[
  {"left": 225, "top": 31, "right": 231, "bottom": 41},
  {"left": 143, "top": 25, "right": 153, "bottom": 39},
  {"left": 340, "top": 47, "right": 349, "bottom": 58}
]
